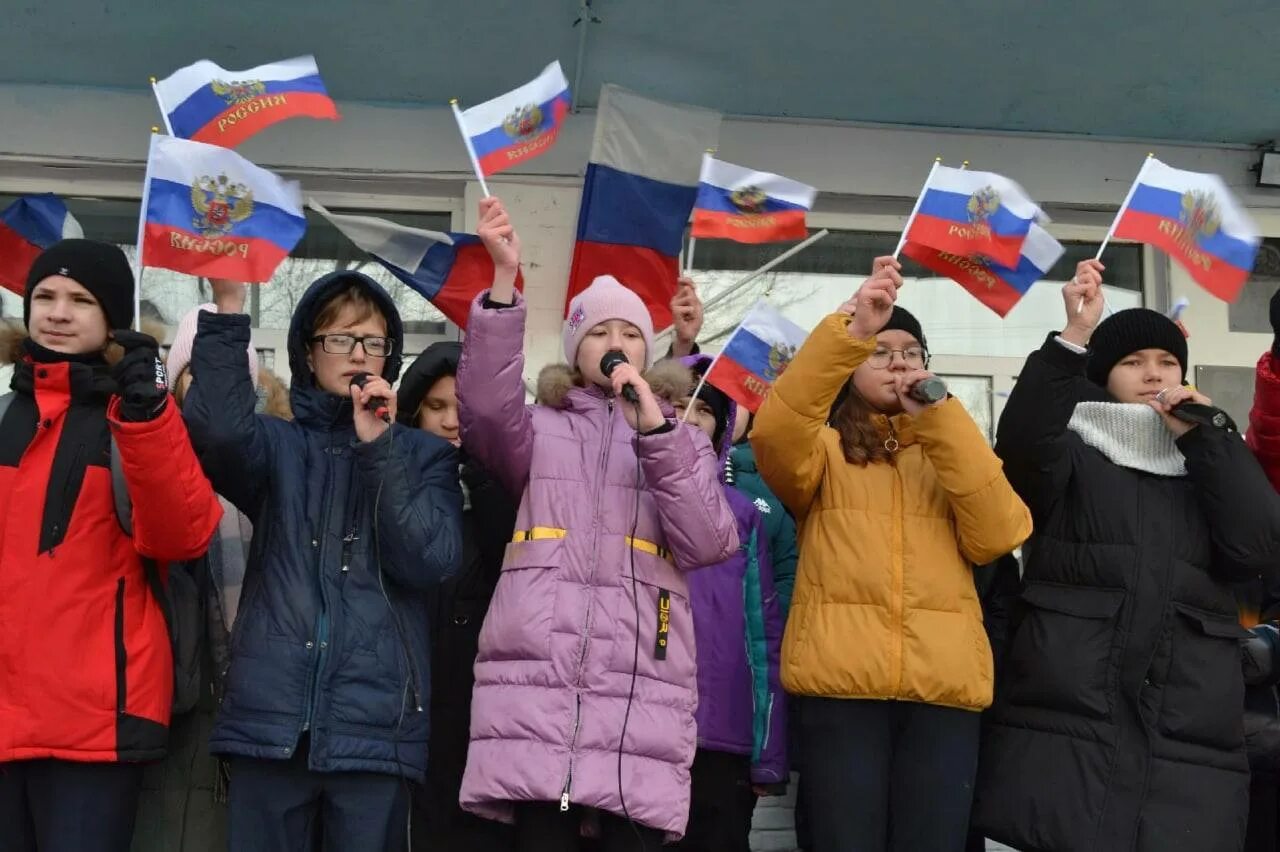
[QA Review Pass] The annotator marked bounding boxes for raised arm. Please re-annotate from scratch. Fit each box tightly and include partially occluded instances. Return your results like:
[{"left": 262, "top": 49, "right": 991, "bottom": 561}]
[
  {"left": 182, "top": 281, "right": 274, "bottom": 516},
  {"left": 456, "top": 197, "right": 534, "bottom": 499},
  {"left": 752, "top": 259, "right": 899, "bottom": 514}
]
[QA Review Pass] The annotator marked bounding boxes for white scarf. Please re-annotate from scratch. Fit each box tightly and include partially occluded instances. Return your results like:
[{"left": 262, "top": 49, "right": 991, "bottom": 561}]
[{"left": 1067, "top": 401, "right": 1187, "bottom": 477}]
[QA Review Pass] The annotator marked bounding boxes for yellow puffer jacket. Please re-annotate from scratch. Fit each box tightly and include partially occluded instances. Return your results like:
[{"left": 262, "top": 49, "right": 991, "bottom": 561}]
[{"left": 751, "top": 313, "right": 1031, "bottom": 710}]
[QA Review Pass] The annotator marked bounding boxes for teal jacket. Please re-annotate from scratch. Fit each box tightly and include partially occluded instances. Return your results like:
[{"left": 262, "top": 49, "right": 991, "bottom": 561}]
[{"left": 728, "top": 442, "right": 798, "bottom": 613}]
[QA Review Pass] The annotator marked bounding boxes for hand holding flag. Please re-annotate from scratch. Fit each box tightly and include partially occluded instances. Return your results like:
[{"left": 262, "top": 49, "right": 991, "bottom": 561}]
[
  {"left": 848, "top": 257, "right": 903, "bottom": 340},
  {"left": 477, "top": 197, "right": 521, "bottom": 303}
]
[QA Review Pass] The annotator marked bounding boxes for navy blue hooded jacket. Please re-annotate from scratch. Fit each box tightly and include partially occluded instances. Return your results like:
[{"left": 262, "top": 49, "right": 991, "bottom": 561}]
[{"left": 183, "top": 272, "right": 462, "bottom": 780}]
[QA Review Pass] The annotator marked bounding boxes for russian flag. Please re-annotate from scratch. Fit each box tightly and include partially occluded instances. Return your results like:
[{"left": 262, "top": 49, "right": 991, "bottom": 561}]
[
  {"left": 154, "top": 55, "right": 340, "bottom": 149},
  {"left": 906, "top": 164, "right": 1043, "bottom": 269},
  {"left": 0, "top": 195, "right": 83, "bottom": 294},
  {"left": 1112, "top": 156, "right": 1259, "bottom": 302},
  {"left": 141, "top": 135, "right": 306, "bottom": 283},
  {"left": 311, "top": 201, "right": 522, "bottom": 329},
  {"left": 454, "top": 61, "right": 571, "bottom": 178},
  {"left": 566, "top": 84, "right": 722, "bottom": 331},
  {"left": 902, "top": 223, "right": 1065, "bottom": 317},
  {"left": 705, "top": 301, "right": 809, "bottom": 413},
  {"left": 691, "top": 155, "right": 816, "bottom": 244}
]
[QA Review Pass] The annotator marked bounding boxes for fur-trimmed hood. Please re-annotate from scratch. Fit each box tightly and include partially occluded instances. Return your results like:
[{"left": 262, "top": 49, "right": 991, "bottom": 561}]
[{"left": 533, "top": 359, "right": 694, "bottom": 409}]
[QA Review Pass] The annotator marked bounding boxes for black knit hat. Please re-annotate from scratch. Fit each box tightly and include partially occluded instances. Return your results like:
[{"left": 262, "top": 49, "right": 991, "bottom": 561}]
[
  {"left": 879, "top": 306, "right": 927, "bottom": 350},
  {"left": 25, "top": 239, "right": 135, "bottom": 331},
  {"left": 691, "top": 360, "right": 731, "bottom": 448},
  {"left": 1086, "top": 308, "right": 1188, "bottom": 387}
]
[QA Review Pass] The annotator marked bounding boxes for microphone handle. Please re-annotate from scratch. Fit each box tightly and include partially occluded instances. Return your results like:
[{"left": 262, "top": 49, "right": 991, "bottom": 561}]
[{"left": 620, "top": 383, "right": 640, "bottom": 405}]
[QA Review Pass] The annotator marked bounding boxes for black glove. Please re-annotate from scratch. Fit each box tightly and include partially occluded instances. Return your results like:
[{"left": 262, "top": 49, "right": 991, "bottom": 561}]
[
  {"left": 1243, "top": 623, "right": 1280, "bottom": 686},
  {"left": 1270, "top": 288, "right": 1280, "bottom": 358},
  {"left": 112, "top": 330, "right": 169, "bottom": 422}
]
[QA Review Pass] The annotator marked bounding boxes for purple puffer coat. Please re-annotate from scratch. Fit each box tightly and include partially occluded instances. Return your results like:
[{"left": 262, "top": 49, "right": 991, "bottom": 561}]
[
  {"left": 660, "top": 356, "right": 788, "bottom": 787},
  {"left": 455, "top": 293, "right": 740, "bottom": 839}
]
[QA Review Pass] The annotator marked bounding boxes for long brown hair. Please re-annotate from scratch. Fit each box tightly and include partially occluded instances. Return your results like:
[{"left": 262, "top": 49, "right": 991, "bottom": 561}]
[{"left": 831, "top": 381, "right": 895, "bottom": 466}]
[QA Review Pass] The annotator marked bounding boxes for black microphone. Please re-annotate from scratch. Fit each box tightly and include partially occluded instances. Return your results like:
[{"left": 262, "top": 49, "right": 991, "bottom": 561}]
[
  {"left": 600, "top": 350, "right": 640, "bottom": 405},
  {"left": 350, "top": 371, "right": 391, "bottom": 423},
  {"left": 1170, "top": 401, "right": 1234, "bottom": 431},
  {"left": 907, "top": 376, "right": 948, "bottom": 405}
]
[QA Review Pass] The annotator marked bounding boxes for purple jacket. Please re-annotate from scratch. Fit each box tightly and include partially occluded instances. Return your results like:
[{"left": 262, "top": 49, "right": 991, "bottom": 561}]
[
  {"left": 455, "top": 294, "right": 739, "bottom": 840},
  {"left": 661, "top": 356, "right": 788, "bottom": 786}
]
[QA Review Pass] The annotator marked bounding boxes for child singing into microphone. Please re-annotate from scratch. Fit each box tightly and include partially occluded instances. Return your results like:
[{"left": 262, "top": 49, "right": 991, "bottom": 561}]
[
  {"left": 750, "top": 258, "right": 1031, "bottom": 852},
  {"left": 456, "top": 198, "right": 739, "bottom": 852}
]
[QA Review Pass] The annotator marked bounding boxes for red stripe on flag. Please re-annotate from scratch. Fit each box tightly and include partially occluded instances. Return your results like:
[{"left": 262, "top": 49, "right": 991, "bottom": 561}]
[
  {"left": 901, "top": 242, "right": 1023, "bottom": 318},
  {"left": 690, "top": 208, "right": 808, "bottom": 244},
  {"left": 1113, "top": 209, "right": 1251, "bottom": 302},
  {"left": 143, "top": 223, "right": 290, "bottom": 283},
  {"left": 905, "top": 213, "right": 1025, "bottom": 268},
  {"left": 566, "top": 241, "right": 677, "bottom": 331},
  {"left": 706, "top": 355, "right": 770, "bottom": 413},
  {"left": 191, "top": 92, "right": 340, "bottom": 148},
  {"left": 0, "top": 226, "right": 43, "bottom": 294},
  {"left": 434, "top": 243, "right": 525, "bottom": 329},
  {"left": 476, "top": 99, "right": 569, "bottom": 177}
]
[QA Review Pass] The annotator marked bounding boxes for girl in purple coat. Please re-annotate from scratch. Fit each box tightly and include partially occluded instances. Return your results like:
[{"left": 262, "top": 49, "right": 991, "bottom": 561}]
[
  {"left": 657, "top": 356, "right": 788, "bottom": 852},
  {"left": 455, "top": 198, "right": 740, "bottom": 852}
]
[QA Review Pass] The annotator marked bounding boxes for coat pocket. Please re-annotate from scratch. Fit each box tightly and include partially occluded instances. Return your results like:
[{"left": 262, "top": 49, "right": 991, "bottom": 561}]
[
  {"left": 1005, "top": 583, "right": 1123, "bottom": 720},
  {"left": 475, "top": 537, "right": 562, "bottom": 664},
  {"left": 1158, "top": 604, "right": 1250, "bottom": 750},
  {"left": 610, "top": 550, "right": 695, "bottom": 691}
]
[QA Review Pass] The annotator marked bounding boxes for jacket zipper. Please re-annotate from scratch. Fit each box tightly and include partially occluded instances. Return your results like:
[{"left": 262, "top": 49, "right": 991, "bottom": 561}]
[
  {"left": 48, "top": 442, "right": 84, "bottom": 555},
  {"left": 301, "top": 447, "right": 338, "bottom": 734},
  {"left": 114, "top": 577, "right": 127, "bottom": 714},
  {"left": 888, "top": 425, "right": 904, "bottom": 696},
  {"left": 560, "top": 397, "right": 616, "bottom": 809}
]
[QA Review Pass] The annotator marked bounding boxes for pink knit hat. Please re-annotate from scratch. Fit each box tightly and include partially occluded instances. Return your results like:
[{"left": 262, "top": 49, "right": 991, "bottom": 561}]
[
  {"left": 166, "top": 303, "right": 259, "bottom": 390},
  {"left": 562, "top": 275, "right": 655, "bottom": 369}
]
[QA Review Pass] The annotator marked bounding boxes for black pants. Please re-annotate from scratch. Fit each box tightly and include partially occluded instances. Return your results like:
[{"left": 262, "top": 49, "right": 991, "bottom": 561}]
[
  {"left": 0, "top": 759, "right": 145, "bottom": 852},
  {"left": 514, "top": 801, "right": 664, "bottom": 852},
  {"left": 675, "top": 749, "right": 756, "bottom": 852},
  {"left": 799, "top": 697, "right": 981, "bottom": 852},
  {"left": 227, "top": 737, "right": 410, "bottom": 852}
]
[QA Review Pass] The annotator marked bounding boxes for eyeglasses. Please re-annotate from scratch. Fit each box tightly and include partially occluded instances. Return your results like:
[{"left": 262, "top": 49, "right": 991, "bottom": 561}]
[
  {"left": 310, "top": 333, "right": 394, "bottom": 358},
  {"left": 867, "top": 346, "right": 928, "bottom": 369}
]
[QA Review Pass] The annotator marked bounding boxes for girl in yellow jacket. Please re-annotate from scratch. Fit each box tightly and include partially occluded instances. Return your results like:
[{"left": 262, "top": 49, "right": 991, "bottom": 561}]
[{"left": 751, "top": 257, "right": 1031, "bottom": 852}]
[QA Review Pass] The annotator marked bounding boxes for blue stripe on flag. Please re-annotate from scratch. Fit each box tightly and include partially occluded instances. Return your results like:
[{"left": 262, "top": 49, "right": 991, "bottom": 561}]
[
  {"left": 576, "top": 164, "right": 696, "bottom": 258},
  {"left": 0, "top": 195, "right": 68, "bottom": 248},
  {"left": 694, "top": 183, "right": 808, "bottom": 216},
  {"left": 469, "top": 90, "right": 570, "bottom": 158},
  {"left": 1126, "top": 184, "right": 1259, "bottom": 271},
  {"left": 722, "top": 327, "right": 775, "bottom": 380},
  {"left": 918, "top": 189, "right": 1034, "bottom": 237},
  {"left": 147, "top": 178, "right": 307, "bottom": 250},
  {"left": 168, "top": 75, "right": 330, "bottom": 138},
  {"left": 377, "top": 235, "right": 472, "bottom": 301}
]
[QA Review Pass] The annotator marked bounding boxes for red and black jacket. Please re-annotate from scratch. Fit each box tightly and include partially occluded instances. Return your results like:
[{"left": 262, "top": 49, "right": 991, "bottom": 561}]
[{"left": 0, "top": 344, "right": 221, "bottom": 763}]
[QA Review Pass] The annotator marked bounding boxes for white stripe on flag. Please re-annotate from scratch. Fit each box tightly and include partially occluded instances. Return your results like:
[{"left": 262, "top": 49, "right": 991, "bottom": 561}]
[
  {"left": 591, "top": 84, "right": 721, "bottom": 187},
  {"left": 309, "top": 199, "right": 452, "bottom": 272},
  {"left": 155, "top": 55, "right": 321, "bottom": 107},
  {"left": 459, "top": 61, "right": 569, "bottom": 133},
  {"left": 1018, "top": 223, "right": 1064, "bottom": 272},
  {"left": 926, "top": 164, "right": 1045, "bottom": 222},
  {"left": 699, "top": 155, "right": 816, "bottom": 209},
  {"left": 738, "top": 301, "right": 808, "bottom": 348},
  {"left": 1133, "top": 157, "right": 1259, "bottom": 243},
  {"left": 151, "top": 136, "right": 303, "bottom": 215}
]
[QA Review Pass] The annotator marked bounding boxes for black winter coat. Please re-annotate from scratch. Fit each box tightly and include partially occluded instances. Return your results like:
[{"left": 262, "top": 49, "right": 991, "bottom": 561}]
[
  {"left": 973, "top": 335, "right": 1280, "bottom": 852},
  {"left": 183, "top": 272, "right": 463, "bottom": 782},
  {"left": 398, "top": 342, "right": 518, "bottom": 848}
]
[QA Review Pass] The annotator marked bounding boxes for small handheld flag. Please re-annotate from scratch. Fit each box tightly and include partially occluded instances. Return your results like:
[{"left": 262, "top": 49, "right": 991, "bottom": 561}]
[
  {"left": 691, "top": 154, "right": 816, "bottom": 244},
  {"left": 311, "top": 201, "right": 522, "bottom": 329},
  {"left": 451, "top": 61, "right": 571, "bottom": 182},
  {"left": 153, "top": 55, "right": 340, "bottom": 149},
  {"left": 140, "top": 135, "right": 306, "bottom": 282},
  {"left": 902, "top": 223, "right": 1064, "bottom": 317},
  {"left": 1109, "top": 156, "right": 1259, "bottom": 302},
  {"left": 0, "top": 195, "right": 83, "bottom": 294},
  {"left": 903, "top": 164, "right": 1044, "bottom": 268},
  {"left": 703, "top": 301, "right": 809, "bottom": 413}
]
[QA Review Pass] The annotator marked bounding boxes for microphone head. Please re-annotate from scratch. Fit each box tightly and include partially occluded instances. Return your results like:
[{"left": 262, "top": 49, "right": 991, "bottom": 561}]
[
  {"left": 350, "top": 371, "right": 372, "bottom": 389},
  {"left": 599, "top": 350, "right": 629, "bottom": 378}
]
